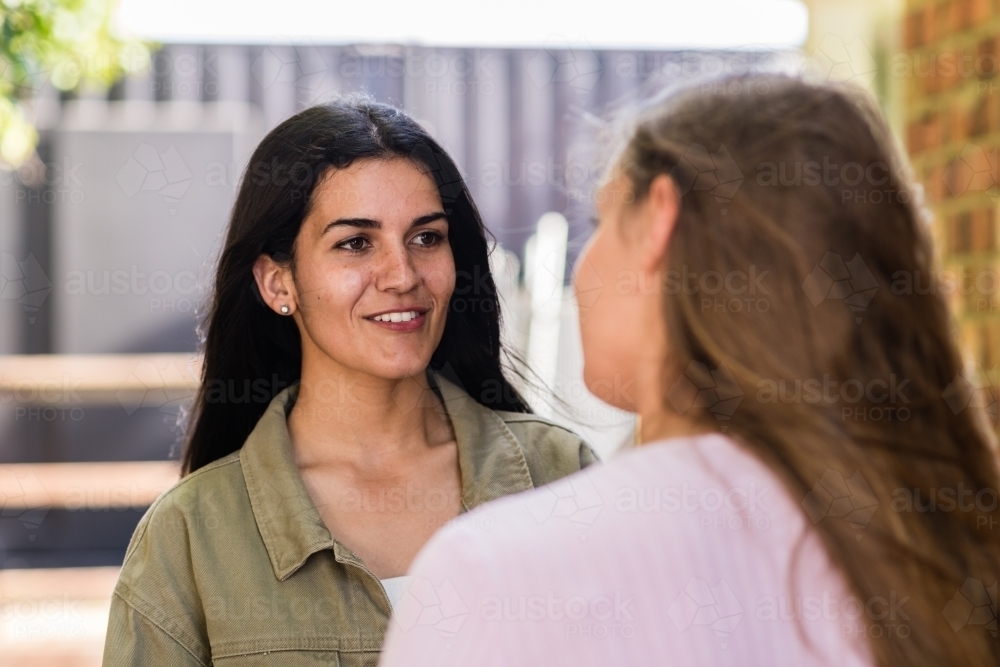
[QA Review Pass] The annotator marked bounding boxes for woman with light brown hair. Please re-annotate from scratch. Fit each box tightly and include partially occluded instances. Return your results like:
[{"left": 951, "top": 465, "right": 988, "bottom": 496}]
[{"left": 379, "top": 73, "right": 1000, "bottom": 667}]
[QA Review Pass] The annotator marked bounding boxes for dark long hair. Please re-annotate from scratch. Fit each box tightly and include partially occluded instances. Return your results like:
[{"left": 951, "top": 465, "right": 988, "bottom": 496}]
[
  {"left": 617, "top": 73, "right": 1000, "bottom": 666},
  {"left": 181, "top": 96, "right": 529, "bottom": 475}
]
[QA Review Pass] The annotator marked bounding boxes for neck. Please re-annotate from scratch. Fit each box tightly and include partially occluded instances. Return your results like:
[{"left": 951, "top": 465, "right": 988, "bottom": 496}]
[
  {"left": 637, "top": 409, "right": 713, "bottom": 444},
  {"left": 632, "top": 348, "right": 715, "bottom": 445},
  {"left": 287, "top": 357, "right": 452, "bottom": 472}
]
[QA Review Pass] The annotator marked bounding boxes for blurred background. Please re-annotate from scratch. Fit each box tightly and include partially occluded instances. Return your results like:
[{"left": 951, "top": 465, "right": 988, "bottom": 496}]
[{"left": 1, "top": 0, "right": 998, "bottom": 664}]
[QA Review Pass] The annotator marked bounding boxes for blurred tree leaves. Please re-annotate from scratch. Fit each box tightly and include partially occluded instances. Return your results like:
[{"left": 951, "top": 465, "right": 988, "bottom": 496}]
[{"left": 1, "top": 0, "right": 151, "bottom": 165}]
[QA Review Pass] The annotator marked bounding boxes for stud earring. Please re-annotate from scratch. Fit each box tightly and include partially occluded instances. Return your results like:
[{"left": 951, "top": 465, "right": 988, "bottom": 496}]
[{"left": 280, "top": 304, "right": 290, "bottom": 315}]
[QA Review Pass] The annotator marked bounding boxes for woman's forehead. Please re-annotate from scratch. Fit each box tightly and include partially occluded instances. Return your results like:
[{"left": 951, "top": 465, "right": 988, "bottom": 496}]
[{"left": 309, "top": 158, "right": 443, "bottom": 220}]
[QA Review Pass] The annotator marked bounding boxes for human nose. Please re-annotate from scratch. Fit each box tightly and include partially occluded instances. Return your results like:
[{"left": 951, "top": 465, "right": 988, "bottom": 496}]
[{"left": 374, "top": 240, "right": 420, "bottom": 293}]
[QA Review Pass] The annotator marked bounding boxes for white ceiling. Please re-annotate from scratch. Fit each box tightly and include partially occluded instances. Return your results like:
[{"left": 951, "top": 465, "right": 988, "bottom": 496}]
[{"left": 114, "top": 0, "right": 809, "bottom": 50}]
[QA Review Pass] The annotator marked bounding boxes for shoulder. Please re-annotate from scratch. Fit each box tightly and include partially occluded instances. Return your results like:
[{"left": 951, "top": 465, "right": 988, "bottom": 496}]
[
  {"left": 109, "top": 451, "right": 246, "bottom": 662},
  {"left": 438, "top": 432, "right": 794, "bottom": 555},
  {"left": 392, "top": 433, "right": 869, "bottom": 667},
  {"left": 494, "top": 410, "right": 601, "bottom": 482},
  {"left": 117, "top": 451, "right": 245, "bottom": 589}
]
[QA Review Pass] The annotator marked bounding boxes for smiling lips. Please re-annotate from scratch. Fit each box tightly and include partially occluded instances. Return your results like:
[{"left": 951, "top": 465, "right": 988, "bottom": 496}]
[{"left": 365, "top": 308, "right": 428, "bottom": 332}]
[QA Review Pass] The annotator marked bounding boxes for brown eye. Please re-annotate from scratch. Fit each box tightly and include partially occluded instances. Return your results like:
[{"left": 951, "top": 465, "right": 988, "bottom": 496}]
[
  {"left": 337, "top": 236, "right": 371, "bottom": 252},
  {"left": 412, "top": 231, "right": 443, "bottom": 247}
]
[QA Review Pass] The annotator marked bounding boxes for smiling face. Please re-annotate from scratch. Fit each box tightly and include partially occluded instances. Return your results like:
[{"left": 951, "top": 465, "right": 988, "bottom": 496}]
[{"left": 255, "top": 157, "right": 456, "bottom": 381}]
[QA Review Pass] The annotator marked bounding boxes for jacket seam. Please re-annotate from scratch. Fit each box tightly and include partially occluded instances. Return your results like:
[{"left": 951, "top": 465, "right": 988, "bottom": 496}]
[
  {"left": 212, "top": 639, "right": 384, "bottom": 658},
  {"left": 112, "top": 589, "right": 210, "bottom": 667}
]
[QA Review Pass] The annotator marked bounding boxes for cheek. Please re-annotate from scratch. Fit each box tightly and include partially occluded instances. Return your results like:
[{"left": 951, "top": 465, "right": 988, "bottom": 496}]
[
  {"left": 574, "top": 230, "right": 617, "bottom": 343},
  {"left": 304, "top": 264, "right": 368, "bottom": 315},
  {"left": 421, "top": 252, "right": 456, "bottom": 303},
  {"left": 333, "top": 268, "right": 366, "bottom": 299},
  {"left": 574, "top": 228, "right": 640, "bottom": 401}
]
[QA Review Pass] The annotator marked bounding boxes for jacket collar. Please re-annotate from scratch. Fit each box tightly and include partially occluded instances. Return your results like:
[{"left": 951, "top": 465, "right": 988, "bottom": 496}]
[{"left": 240, "top": 370, "right": 535, "bottom": 581}]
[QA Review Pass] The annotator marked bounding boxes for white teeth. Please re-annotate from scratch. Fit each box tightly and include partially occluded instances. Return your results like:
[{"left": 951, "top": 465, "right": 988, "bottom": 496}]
[{"left": 373, "top": 311, "right": 419, "bottom": 322}]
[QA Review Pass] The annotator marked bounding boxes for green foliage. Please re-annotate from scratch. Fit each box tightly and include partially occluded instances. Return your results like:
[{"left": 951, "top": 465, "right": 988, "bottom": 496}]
[{"left": 0, "top": 0, "right": 151, "bottom": 165}]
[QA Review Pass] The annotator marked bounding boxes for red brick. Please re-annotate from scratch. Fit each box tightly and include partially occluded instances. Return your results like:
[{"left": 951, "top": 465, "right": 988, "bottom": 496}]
[
  {"left": 950, "top": 0, "right": 966, "bottom": 34},
  {"left": 953, "top": 104, "right": 970, "bottom": 142},
  {"left": 925, "top": 4, "right": 940, "bottom": 43},
  {"left": 972, "top": 208, "right": 998, "bottom": 251},
  {"left": 972, "top": 0, "right": 993, "bottom": 22},
  {"left": 926, "top": 163, "right": 948, "bottom": 202},
  {"left": 926, "top": 113, "right": 943, "bottom": 150}
]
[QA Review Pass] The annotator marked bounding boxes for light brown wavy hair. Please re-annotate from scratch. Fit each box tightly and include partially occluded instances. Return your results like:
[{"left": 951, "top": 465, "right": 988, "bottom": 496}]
[{"left": 615, "top": 73, "right": 999, "bottom": 665}]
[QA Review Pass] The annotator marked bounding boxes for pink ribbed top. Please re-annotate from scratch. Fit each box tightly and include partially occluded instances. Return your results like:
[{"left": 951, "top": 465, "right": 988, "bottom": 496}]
[{"left": 379, "top": 432, "right": 876, "bottom": 667}]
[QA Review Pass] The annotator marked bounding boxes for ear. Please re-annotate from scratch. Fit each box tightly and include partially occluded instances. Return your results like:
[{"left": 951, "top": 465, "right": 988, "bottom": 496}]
[
  {"left": 638, "top": 174, "right": 681, "bottom": 272},
  {"left": 252, "top": 254, "right": 296, "bottom": 314}
]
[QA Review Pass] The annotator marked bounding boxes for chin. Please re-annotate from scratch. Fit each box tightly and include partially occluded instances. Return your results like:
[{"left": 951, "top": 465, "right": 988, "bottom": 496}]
[
  {"left": 369, "top": 357, "right": 433, "bottom": 381},
  {"left": 583, "top": 360, "right": 620, "bottom": 408},
  {"left": 581, "top": 359, "right": 635, "bottom": 412}
]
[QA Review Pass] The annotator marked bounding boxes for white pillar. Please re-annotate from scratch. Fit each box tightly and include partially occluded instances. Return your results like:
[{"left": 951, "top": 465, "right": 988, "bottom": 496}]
[{"left": 524, "top": 212, "right": 568, "bottom": 416}]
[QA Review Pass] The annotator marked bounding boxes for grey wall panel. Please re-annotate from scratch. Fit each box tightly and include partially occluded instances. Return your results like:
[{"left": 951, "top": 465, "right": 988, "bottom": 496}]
[
  {"left": 210, "top": 45, "right": 251, "bottom": 103},
  {"left": 51, "top": 103, "right": 262, "bottom": 354},
  {"left": 467, "top": 49, "right": 511, "bottom": 244},
  {"left": 296, "top": 45, "right": 343, "bottom": 107},
  {"left": 253, "top": 45, "right": 300, "bottom": 131},
  {"left": 0, "top": 168, "right": 21, "bottom": 355},
  {"left": 401, "top": 47, "right": 466, "bottom": 174},
  {"left": 507, "top": 49, "right": 556, "bottom": 255}
]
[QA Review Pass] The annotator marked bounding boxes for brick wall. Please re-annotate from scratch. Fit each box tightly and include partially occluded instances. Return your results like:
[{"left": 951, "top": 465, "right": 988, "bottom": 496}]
[{"left": 904, "top": 0, "right": 1000, "bottom": 426}]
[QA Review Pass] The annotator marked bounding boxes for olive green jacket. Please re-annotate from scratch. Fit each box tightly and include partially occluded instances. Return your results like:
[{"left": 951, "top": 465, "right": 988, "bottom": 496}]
[{"left": 101, "top": 371, "right": 598, "bottom": 667}]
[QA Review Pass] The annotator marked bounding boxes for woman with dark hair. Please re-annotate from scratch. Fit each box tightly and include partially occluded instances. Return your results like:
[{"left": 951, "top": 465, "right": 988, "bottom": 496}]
[
  {"left": 380, "top": 73, "right": 1000, "bottom": 667},
  {"left": 101, "top": 97, "right": 597, "bottom": 666}
]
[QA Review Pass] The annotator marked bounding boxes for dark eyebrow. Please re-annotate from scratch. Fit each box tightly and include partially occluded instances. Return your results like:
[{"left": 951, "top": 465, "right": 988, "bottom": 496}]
[{"left": 321, "top": 212, "right": 447, "bottom": 236}]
